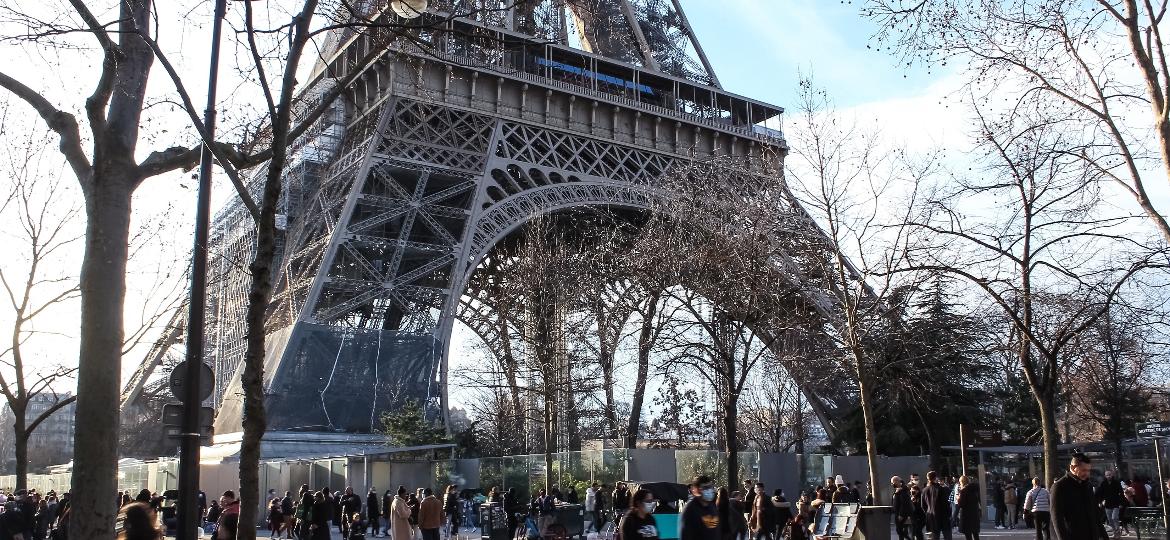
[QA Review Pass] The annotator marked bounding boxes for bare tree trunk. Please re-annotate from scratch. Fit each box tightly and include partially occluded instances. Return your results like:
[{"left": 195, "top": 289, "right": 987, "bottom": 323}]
[
  {"left": 724, "top": 394, "right": 739, "bottom": 489},
  {"left": 543, "top": 396, "right": 554, "bottom": 492},
  {"left": 626, "top": 290, "right": 659, "bottom": 449},
  {"left": 235, "top": 3, "right": 319, "bottom": 535},
  {"left": 13, "top": 414, "right": 27, "bottom": 491},
  {"left": 603, "top": 367, "right": 617, "bottom": 440},
  {"left": 565, "top": 364, "right": 581, "bottom": 451},
  {"left": 911, "top": 403, "right": 939, "bottom": 472},
  {"left": 71, "top": 179, "right": 133, "bottom": 540},
  {"left": 1037, "top": 390, "right": 1059, "bottom": 485},
  {"left": 505, "top": 368, "right": 523, "bottom": 454},
  {"left": 855, "top": 361, "right": 882, "bottom": 505},
  {"left": 237, "top": 185, "right": 277, "bottom": 539}
]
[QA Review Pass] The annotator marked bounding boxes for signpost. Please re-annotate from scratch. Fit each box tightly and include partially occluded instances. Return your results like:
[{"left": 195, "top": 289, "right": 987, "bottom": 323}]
[{"left": 1136, "top": 421, "right": 1170, "bottom": 539}]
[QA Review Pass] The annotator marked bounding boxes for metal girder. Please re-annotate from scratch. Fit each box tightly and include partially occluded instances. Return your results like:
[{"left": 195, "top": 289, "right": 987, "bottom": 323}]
[{"left": 194, "top": 0, "right": 866, "bottom": 436}]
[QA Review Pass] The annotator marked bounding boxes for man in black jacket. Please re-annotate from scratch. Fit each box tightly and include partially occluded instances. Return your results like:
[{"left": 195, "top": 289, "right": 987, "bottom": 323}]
[
  {"left": 367, "top": 487, "right": 381, "bottom": 537},
  {"left": 892, "top": 476, "right": 912, "bottom": 540},
  {"left": 921, "top": 471, "right": 952, "bottom": 540},
  {"left": 1051, "top": 453, "right": 1107, "bottom": 540},
  {"left": 1096, "top": 470, "right": 1123, "bottom": 538}
]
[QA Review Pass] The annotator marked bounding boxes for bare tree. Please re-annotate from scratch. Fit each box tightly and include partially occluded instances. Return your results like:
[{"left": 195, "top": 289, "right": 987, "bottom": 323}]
[
  {"left": 863, "top": 0, "right": 1170, "bottom": 245},
  {"left": 740, "top": 355, "right": 815, "bottom": 454},
  {"left": 903, "top": 93, "right": 1168, "bottom": 481},
  {"left": 1064, "top": 301, "right": 1168, "bottom": 473},
  {"left": 0, "top": 2, "right": 529, "bottom": 534},
  {"left": 785, "top": 78, "right": 932, "bottom": 503},
  {"left": 0, "top": 157, "right": 80, "bottom": 489}
]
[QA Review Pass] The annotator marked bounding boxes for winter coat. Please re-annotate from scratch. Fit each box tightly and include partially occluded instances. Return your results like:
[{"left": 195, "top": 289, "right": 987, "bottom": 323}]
[
  {"left": 1004, "top": 485, "right": 1018, "bottom": 506},
  {"left": 419, "top": 496, "right": 443, "bottom": 530},
  {"left": 391, "top": 496, "right": 412, "bottom": 540},
  {"left": 1097, "top": 479, "right": 1123, "bottom": 509},
  {"left": 921, "top": 482, "right": 952, "bottom": 533},
  {"left": 749, "top": 496, "right": 776, "bottom": 534},
  {"left": 892, "top": 487, "right": 913, "bottom": 519},
  {"left": 1051, "top": 474, "right": 1106, "bottom": 540},
  {"left": 368, "top": 493, "right": 381, "bottom": 519},
  {"left": 1025, "top": 487, "right": 1050, "bottom": 514},
  {"left": 957, "top": 484, "right": 981, "bottom": 535}
]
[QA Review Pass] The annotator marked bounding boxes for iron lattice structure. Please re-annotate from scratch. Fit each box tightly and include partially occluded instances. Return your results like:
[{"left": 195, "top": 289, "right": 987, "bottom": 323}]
[{"left": 121, "top": 0, "right": 861, "bottom": 437}]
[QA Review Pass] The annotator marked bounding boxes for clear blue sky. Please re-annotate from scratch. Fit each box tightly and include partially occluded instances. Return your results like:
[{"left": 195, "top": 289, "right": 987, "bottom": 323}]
[{"left": 682, "top": 0, "right": 943, "bottom": 109}]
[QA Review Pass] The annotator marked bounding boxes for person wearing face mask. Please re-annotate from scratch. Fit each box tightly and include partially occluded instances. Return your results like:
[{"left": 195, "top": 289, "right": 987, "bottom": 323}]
[
  {"left": 681, "top": 475, "right": 719, "bottom": 540},
  {"left": 621, "top": 489, "right": 660, "bottom": 540}
]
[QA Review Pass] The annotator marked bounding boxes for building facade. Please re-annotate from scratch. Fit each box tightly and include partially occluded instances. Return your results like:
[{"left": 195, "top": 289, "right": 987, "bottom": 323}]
[{"left": 0, "top": 393, "right": 76, "bottom": 473}]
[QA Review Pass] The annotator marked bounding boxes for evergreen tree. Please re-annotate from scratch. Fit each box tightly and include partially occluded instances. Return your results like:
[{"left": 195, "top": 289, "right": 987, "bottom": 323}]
[
  {"left": 833, "top": 277, "right": 996, "bottom": 470},
  {"left": 380, "top": 400, "right": 449, "bottom": 447}
]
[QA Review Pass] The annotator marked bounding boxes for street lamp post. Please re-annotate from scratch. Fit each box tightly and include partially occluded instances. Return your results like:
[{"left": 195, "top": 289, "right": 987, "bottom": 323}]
[{"left": 176, "top": 0, "right": 227, "bottom": 537}]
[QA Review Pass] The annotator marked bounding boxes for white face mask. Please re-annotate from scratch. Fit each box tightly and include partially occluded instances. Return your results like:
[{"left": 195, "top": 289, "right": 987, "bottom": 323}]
[{"left": 643, "top": 501, "right": 657, "bottom": 513}]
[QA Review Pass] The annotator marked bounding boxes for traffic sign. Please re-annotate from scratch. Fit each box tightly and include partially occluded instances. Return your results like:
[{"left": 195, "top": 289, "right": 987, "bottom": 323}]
[
  {"left": 169, "top": 361, "right": 214, "bottom": 403},
  {"left": 161, "top": 403, "right": 214, "bottom": 445},
  {"left": 161, "top": 403, "right": 213, "bottom": 428},
  {"left": 1136, "top": 421, "right": 1170, "bottom": 439},
  {"left": 163, "top": 426, "right": 212, "bottom": 445}
]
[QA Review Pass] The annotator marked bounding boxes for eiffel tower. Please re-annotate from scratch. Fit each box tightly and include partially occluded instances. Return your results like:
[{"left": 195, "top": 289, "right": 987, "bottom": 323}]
[{"left": 121, "top": 0, "right": 857, "bottom": 446}]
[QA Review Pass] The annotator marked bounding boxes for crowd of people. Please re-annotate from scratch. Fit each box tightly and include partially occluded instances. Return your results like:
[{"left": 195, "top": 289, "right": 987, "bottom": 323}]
[
  {"left": 68, "top": 451, "right": 1170, "bottom": 540},
  {"left": 0, "top": 488, "right": 67, "bottom": 540},
  {"left": 887, "top": 453, "right": 1168, "bottom": 540},
  {"left": 251, "top": 484, "right": 467, "bottom": 540}
]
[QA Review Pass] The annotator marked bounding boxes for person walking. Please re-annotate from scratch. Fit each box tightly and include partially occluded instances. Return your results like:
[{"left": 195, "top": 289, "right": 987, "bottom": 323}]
[
  {"left": 384, "top": 490, "right": 395, "bottom": 537},
  {"left": 1050, "top": 453, "right": 1107, "bottom": 540},
  {"left": 680, "top": 475, "right": 719, "bottom": 540},
  {"left": 992, "top": 479, "right": 1006, "bottom": 530},
  {"left": 294, "top": 490, "right": 314, "bottom": 540},
  {"left": 341, "top": 487, "right": 363, "bottom": 539},
  {"left": 268, "top": 497, "right": 284, "bottom": 538},
  {"left": 279, "top": 491, "right": 294, "bottom": 539},
  {"left": 909, "top": 485, "right": 927, "bottom": 540},
  {"left": 892, "top": 477, "right": 912, "bottom": 540},
  {"left": 443, "top": 485, "right": 460, "bottom": 539},
  {"left": 614, "top": 483, "right": 632, "bottom": 523},
  {"left": 770, "top": 489, "right": 792, "bottom": 540},
  {"left": 621, "top": 489, "right": 660, "bottom": 540},
  {"left": 1024, "top": 477, "right": 1051, "bottom": 540},
  {"left": 408, "top": 491, "right": 421, "bottom": 540},
  {"left": 311, "top": 490, "right": 334, "bottom": 540},
  {"left": 585, "top": 482, "right": 600, "bottom": 533},
  {"left": 716, "top": 489, "right": 746, "bottom": 540},
  {"left": 391, "top": 487, "right": 412, "bottom": 540},
  {"left": 367, "top": 488, "right": 382, "bottom": 538},
  {"left": 1097, "top": 470, "right": 1123, "bottom": 538},
  {"left": 956, "top": 476, "right": 981, "bottom": 540},
  {"left": 503, "top": 487, "right": 519, "bottom": 538},
  {"left": 921, "top": 471, "right": 953, "bottom": 540},
  {"left": 419, "top": 488, "right": 443, "bottom": 540},
  {"left": 748, "top": 483, "right": 776, "bottom": 540},
  {"left": 1004, "top": 479, "right": 1019, "bottom": 530}
]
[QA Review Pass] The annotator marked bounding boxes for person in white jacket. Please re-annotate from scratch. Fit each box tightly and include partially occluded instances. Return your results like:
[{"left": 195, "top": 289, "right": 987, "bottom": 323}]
[
  {"left": 585, "top": 482, "right": 600, "bottom": 532},
  {"left": 1023, "top": 477, "right": 1050, "bottom": 540}
]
